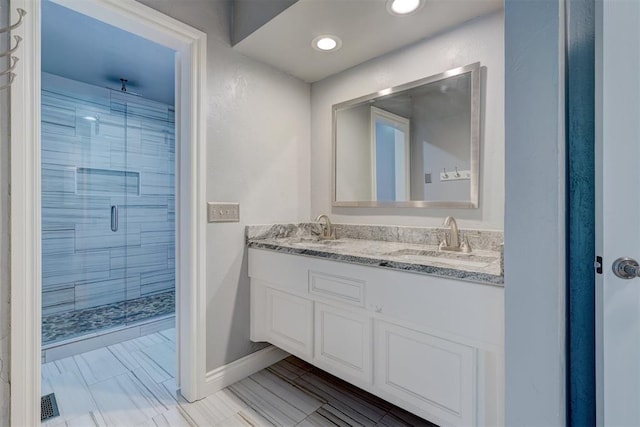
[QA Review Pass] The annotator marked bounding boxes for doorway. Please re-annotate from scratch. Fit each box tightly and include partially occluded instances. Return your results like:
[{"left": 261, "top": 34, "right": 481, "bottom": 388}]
[
  {"left": 39, "top": 4, "right": 179, "bottom": 422},
  {"left": 40, "top": 0, "right": 177, "bottom": 358},
  {"left": 370, "top": 106, "right": 410, "bottom": 202},
  {"left": 9, "top": 0, "right": 207, "bottom": 424}
]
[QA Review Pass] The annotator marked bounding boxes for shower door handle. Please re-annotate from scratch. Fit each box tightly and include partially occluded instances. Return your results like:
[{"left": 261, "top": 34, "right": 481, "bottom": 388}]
[{"left": 111, "top": 205, "right": 118, "bottom": 232}]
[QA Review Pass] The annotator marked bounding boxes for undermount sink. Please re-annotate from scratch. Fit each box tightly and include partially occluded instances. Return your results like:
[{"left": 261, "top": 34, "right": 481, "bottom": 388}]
[
  {"left": 384, "top": 248, "right": 497, "bottom": 268},
  {"left": 288, "top": 239, "right": 345, "bottom": 248}
]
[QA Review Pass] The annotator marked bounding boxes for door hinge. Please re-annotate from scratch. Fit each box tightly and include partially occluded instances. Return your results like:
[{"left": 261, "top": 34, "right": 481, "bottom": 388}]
[{"left": 595, "top": 256, "right": 603, "bottom": 274}]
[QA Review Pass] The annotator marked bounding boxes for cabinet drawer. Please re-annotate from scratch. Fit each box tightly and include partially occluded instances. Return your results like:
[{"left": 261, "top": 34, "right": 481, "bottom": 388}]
[
  {"left": 374, "top": 320, "right": 477, "bottom": 426},
  {"left": 314, "top": 303, "right": 372, "bottom": 384},
  {"left": 309, "top": 270, "right": 365, "bottom": 306},
  {"left": 266, "top": 288, "right": 313, "bottom": 358}
]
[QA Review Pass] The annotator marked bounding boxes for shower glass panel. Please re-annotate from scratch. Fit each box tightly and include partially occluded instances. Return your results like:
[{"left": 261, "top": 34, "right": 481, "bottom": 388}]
[
  {"left": 113, "top": 91, "right": 176, "bottom": 326},
  {"left": 41, "top": 73, "right": 175, "bottom": 345}
]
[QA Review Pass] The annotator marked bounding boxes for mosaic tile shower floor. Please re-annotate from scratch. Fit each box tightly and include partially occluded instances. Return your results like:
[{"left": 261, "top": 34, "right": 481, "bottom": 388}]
[{"left": 42, "top": 291, "right": 175, "bottom": 344}]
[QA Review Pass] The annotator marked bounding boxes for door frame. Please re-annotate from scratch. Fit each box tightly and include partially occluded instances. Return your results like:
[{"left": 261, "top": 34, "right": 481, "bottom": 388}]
[
  {"left": 9, "top": 1, "right": 208, "bottom": 425},
  {"left": 369, "top": 106, "right": 410, "bottom": 201},
  {"left": 594, "top": 0, "right": 640, "bottom": 424}
]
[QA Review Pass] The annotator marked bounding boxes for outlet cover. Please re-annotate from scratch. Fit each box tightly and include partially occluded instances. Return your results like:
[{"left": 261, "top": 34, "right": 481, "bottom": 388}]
[{"left": 207, "top": 202, "right": 240, "bottom": 223}]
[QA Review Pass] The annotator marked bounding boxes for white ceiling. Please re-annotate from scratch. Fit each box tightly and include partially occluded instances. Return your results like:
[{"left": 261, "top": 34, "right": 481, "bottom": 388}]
[
  {"left": 41, "top": 0, "right": 176, "bottom": 106},
  {"left": 233, "top": 0, "right": 503, "bottom": 83}
]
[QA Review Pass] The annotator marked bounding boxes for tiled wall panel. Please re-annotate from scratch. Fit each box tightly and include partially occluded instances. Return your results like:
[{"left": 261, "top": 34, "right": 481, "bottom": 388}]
[
  {"left": 140, "top": 270, "right": 175, "bottom": 296},
  {"left": 42, "top": 287, "right": 75, "bottom": 316},
  {"left": 42, "top": 228, "right": 75, "bottom": 255},
  {"left": 74, "top": 277, "right": 126, "bottom": 310},
  {"left": 41, "top": 73, "right": 175, "bottom": 344},
  {"left": 42, "top": 251, "right": 112, "bottom": 289},
  {"left": 75, "top": 223, "right": 142, "bottom": 251},
  {"left": 76, "top": 168, "right": 140, "bottom": 195}
]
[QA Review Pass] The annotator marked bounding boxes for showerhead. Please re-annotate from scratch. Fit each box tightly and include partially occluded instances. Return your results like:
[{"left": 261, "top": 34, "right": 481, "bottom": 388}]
[{"left": 105, "top": 76, "right": 141, "bottom": 97}]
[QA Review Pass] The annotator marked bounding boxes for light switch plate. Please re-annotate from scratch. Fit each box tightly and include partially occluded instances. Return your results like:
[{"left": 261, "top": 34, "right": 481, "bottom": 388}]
[{"left": 207, "top": 202, "right": 240, "bottom": 223}]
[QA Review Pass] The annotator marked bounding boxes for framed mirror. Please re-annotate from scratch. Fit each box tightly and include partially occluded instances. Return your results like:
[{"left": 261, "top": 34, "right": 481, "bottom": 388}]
[{"left": 332, "top": 62, "right": 481, "bottom": 208}]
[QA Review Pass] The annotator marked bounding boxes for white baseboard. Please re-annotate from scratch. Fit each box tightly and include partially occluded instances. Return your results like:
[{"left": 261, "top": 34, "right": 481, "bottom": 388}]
[{"left": 203, "top": 345, "right": 289, "bottom": 396}]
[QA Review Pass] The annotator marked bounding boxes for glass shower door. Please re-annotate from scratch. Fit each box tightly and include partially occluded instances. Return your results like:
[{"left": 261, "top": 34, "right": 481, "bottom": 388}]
[
  {"left": 41, "top": 78, "right": 131, "bottom": 344},
  {"left": 116, "top": 93, "right": 176, "bottom": 327}
]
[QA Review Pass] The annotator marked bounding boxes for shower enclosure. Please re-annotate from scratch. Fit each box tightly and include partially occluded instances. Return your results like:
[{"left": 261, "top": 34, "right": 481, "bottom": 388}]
[{"left": 41, "top": 73, "right": 176, "bottom": 345}]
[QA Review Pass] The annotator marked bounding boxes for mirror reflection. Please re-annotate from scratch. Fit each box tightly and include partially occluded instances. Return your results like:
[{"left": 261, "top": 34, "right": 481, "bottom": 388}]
[{"left": 333, "top": 62, "right": 480, "bottom": 208}]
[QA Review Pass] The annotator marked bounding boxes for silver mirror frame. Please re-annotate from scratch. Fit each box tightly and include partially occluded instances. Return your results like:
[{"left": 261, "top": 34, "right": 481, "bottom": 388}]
[{"left": 331, "top": 62, "right": 481, "bottom": 208}]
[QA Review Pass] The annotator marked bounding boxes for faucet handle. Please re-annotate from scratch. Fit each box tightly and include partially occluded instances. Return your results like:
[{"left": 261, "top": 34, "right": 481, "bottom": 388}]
[
  {"left": 438, "top": 233, "right": 449, "bottom": 250},
  {"left": 444, "top": 232, "right": 450, "bottom": 246},
  {"left": 460, "top": 236, "right": 472, "bottom": 253}
]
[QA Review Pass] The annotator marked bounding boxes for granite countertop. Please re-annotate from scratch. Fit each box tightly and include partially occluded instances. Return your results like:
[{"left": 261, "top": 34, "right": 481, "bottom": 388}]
[{"left": 246, "top": 224, "right": 504, "bottom": 287}]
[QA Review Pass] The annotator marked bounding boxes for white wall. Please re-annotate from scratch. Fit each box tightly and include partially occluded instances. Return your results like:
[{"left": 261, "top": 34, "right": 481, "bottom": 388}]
[
  {"left": 504, "top": 0, "right": 566, "bottom": 424},
  {"left": 137, "top": 0, "right": 311, "bottom": 371},
  {"left": 311, "top": 10, "right": 504, "bottom": 229},
  {"left": 0, "top": 1, "right": 10, "bottom": 423}
]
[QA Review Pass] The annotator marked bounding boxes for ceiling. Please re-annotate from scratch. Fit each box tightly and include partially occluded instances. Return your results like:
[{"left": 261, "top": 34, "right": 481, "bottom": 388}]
[
  {"left": 41, "top": 0, "right": 176, "bottom": 106},
  {"left": 233, "top": 0, "right": 503, "bottom": 83},
  {"left": 40, "top": 0, "right": 502, "bottom": 102}
]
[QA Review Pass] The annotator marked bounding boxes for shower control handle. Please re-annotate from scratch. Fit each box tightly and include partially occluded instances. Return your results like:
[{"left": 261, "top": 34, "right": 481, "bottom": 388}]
[{"left": 111, "top": 205, "right": 118, "bottom": 232}]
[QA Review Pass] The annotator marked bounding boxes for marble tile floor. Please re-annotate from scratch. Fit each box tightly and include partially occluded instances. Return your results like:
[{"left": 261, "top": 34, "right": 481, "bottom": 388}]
[{"left": 41, "top": 328, "right": 435, "bottom": 426}]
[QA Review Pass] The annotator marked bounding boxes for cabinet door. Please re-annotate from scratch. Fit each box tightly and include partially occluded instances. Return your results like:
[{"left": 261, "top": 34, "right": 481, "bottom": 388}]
[
  {"left": 266, "top": 288, "right": 313, "bottom": 358},
  {"left": 374, "top": 320, "right": 477, "bottom": 426},
  {"left": 314, "top": 303, "right": 372, "bottom": 384}
]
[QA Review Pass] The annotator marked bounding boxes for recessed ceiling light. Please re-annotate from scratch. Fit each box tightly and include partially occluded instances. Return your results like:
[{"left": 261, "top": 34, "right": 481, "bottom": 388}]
[
  {"left": 387, "top": 0, "right": 423, "bottom": 16},
  {"left": 312, "top": 35, "right": 342, "bottom": 52}
]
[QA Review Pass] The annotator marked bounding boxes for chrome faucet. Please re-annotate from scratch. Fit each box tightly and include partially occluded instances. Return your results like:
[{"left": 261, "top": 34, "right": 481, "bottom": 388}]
[
  {"left": 439, "top": 216, "right": 471, "bottom": 252},
  {"left": 315, "top": 214, "right": 335, "bottom": 240}
]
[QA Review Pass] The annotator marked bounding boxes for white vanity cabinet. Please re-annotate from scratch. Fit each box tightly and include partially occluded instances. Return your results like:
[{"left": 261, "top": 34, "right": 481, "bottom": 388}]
[
  {"left": 314, "top": 302, "right": 373, "bottom": 384},
  {"left": 373, "top": 320, "right": 477, "bottom": 425},
  {"left": 265, "top": 288, "right": 314, "bottom": 358},
  {"left": 249, "top": 248, "right": 504, "bottom": 426}
]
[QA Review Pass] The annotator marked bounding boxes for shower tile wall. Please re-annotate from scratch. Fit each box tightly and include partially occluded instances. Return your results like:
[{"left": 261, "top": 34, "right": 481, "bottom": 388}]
[{"left": 41, "top": 73, "right": 175, "bottom": 345}]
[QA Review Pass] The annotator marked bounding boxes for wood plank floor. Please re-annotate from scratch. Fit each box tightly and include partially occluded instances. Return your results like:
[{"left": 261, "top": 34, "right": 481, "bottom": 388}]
[{"left": 41, "top": 329, "right": 435, "bottom": 426}]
